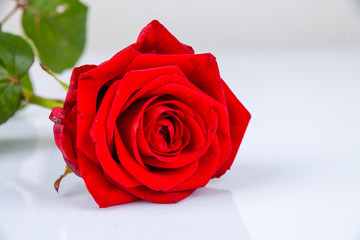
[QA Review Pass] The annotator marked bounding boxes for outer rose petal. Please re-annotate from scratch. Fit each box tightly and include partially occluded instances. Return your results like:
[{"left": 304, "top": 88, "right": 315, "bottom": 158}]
[
  {"left": 88, "top": 81, "right": 142, "bottom": 188},
  {"left": 50, "top": 107, "right": 80, "bottom": 176},
  {"left": 133, "top": 20, "right": 194, "bottom": 54},
  {"left": 78, "top": 151, "right": 139, "bottom": 208},
  {"left": 214, "top": 81, "right": 251, "bottom": 177},
  {"left": 119, "top": 185, "right": 196, "bottom": 204},
  {"left": 65, "top": 65, "right": 97, "bottom": 104},
  {"left": 126, "top": 53, "right": 226, "bottom": 106},
  {"left": 77, "top": 47, "right": 140, "bottom": 166},
  {"left": 50, "top": 65, "right": 97, "bottom": 176}
]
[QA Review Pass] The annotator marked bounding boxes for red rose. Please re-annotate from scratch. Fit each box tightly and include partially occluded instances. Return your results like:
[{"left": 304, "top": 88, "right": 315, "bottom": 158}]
[{"left": 50, "top": 20, "right": 250, "bottom": 208}]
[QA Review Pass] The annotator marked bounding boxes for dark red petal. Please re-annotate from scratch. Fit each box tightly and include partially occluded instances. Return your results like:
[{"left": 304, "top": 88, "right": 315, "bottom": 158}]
[
  {"left": 119, "top": 73, "right": 215, "bottom": 134},
  {"left": 126, "top": 53, "right": 227, "bottom": 106},
  {"left": 120, "top": 185, "right": 196, "bottom": 204},
  {"left": 133, "top": 20, "right": 194, "bottom": 54},
  {"left": 139, "top": 81, "right": 216, "bottom": 155},
  {"left": 117, "top": 96, "right": 159, "bottom": 168},
  {"left": 104, "top": 66, "right": 187, "bottom": 138},
  {"left": 137, "top": 112, "right": 191, "bottom": 168},
  {"left": 65, "top": 65, "right": 97, "bottom": 104},
  {"left": 146, "top": 97, "right": 195, "bottom": 118},
  {"left": 50, "top": 66, "right": 97, "bottom": 176},
  {"left": 77, "top": 47, "right": 140, "bottom": 166},
  {"left": 114, "top": 128, "right": 199, "bottom": 192},
  {"left": 89, "top": 81, "right": 142, "bottom": 188},
  {"left": 171, "top": 135, "right": 220, "bottom": 191},
  {"left": 126, "top": 54, "right": 233, "bottom": 164},
  {"left": 142, "top": 105, "right": 185, "bottom": 146},
  {"left": 88, "top": 66, "right": 203, "bottom": 192},
  {"left": 141, "top": 105, "right": 184, "bottom": 155},
  {"left": 77, "top": 151, "right": 139, "bottom": 208},
  {"left": 142, "top": 114, "right": 203, "bottom": 169},
  {"left": 214, "top": 81, "right": 251, "bottom": 177},
  {"left": 50, "top": 107, "right": 80, "bottom": 176}
]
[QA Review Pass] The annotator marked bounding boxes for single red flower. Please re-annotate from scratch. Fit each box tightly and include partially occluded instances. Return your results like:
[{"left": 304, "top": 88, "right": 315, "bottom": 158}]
[{"left": 50, "top": 20, "right": 250, "bottom": 208}]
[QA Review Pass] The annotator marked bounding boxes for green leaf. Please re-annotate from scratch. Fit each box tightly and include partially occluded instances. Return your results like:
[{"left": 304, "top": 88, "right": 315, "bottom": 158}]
[
  {"left": 18, "top": 73, "right": 33, "bottom": 110},
  {"left": 0, "top": 80, "right": 21, "bottom": 124},
  {"left": 0, "top": 32, "right": 34, "bottom": 78},
  {"left": 22, "top": 0, "right": 88, "bottom": 73},
  {"left": 0, "top": 32, "right": 34, "bottom": 123},
  {"left": 19, "top": 73, "right": 33, "bottom": 91}
]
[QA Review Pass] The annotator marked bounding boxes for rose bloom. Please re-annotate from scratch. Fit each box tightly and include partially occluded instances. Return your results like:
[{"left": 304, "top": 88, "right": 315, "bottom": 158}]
[{"left": 50, "top": 20, "right": 250, "bottom": 208}]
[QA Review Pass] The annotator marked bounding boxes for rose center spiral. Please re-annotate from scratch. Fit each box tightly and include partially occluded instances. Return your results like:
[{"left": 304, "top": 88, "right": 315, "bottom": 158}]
[{"left": 149, "top": 115, "right": 180, "bottom": 153}]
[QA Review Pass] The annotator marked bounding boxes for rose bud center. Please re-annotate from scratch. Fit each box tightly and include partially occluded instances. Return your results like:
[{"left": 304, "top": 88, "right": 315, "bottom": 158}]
[{"left": 149, "top": 115, "right": 182, "bottom": 154}]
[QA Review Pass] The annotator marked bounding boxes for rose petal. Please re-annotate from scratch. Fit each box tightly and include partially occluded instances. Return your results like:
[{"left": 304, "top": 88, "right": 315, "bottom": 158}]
[
  {"left": 116, "top": 96, "right": 159, "bottom": 168},
  {"left": 214, "top": 80, "right": 251, "bottom": 177},
  {"left": 118, "top": 73, "right": 215, "bottom": 143},
  {"left": 77, "top": 151, "right": 139, "bottom": 208},
  {"left": 142, "top": 114, "right": 204, "bottom": 169},
  {"left": 137, "top": 108, "right": 193, "bottom": 169},
  {"left": 125, "top": 53, "right": 227, "bottom": 106},
  {"left": 50, "top": 65, "right": 97, "bottom": 176},
  {"left": 104, "top": 66, "right": 188, "bottom": 143},
  {"left": 125, "top": 53, "right": 232, "bottom": 163},
  {"left": 77, "top": 47, "right": 140, "bottom": 166},
  {"left": 114, "top": 128, "right": 199, "bottom": 191},
  {"left": 51, "top": 107, "right": 80, "bottom": 176},
  {"left": 133, "top": 20, "right": 194, "bottom": 55},
  {"left": 171, "top": 135, "right": 220, "bottom": 192},
  {"left": 65, "top": 65, "right": 97, "bottom": 104},
  {"left": 120, "top": 185, "right": 196, "bottom": 204},
  {"left": 141, "top": 105, "right": 185, "bottom": 155},
  {"left": 138, "top": 81, "right": 216, "bottom": 154},
  {"left": 89, "top": 81, "right": 142, "bottom": 188}
]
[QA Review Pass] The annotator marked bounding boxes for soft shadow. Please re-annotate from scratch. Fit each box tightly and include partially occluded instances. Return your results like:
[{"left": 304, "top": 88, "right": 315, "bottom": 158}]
[
  {"left": 68, "top": 188, "right": 252, "bottom": 240},
  {"left": 0, "top": 134, "right": 57, "bottom": 161},
  {"left": 1, "top": 181, "right": 252, "bottom": 239},
  {"left": 0, "top": 138, "right": 37, "bottom": 159},
  {"left": 58, "top": 175, "right": 89, "bottom": 198},
  {"left": 210, "top": 158, "right": 304, "bottom": 191},
  {"left": 0, "top": 114, "right": 38, "bottom": 159}
]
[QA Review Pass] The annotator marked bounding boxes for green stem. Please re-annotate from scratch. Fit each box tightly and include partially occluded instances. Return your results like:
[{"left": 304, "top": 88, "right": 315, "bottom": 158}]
[
  {"left": 0, "top": 4, "right": 18, "bottom": 26},
  {"left": 21, "top": 87, "right": 63, "bottom": 109},
  {"left": 0, "top": 1, "right": 28, "bottom": 26},
  {"left": 40, "top": 63, "right": 69, "bottom": 91},
  {"left": 27, "top": 94, "right": 63, "bottom": 109}
]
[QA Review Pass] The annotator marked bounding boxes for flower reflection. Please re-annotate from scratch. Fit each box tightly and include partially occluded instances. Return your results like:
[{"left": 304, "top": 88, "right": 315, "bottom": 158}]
[{"left": 86, "top": 188, "right": 251, "bottom": 240}]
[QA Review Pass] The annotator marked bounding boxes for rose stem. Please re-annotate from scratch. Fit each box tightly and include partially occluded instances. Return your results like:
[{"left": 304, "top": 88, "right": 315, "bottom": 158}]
[
  {"left": 21, "top": 87, "right": 64, "bottom": 109},
  {"left": 40, "top": 63, "right": 69, "bottom": 91},
  {"left": 0, "top": 0, "right": 28, "bottom": 26}
]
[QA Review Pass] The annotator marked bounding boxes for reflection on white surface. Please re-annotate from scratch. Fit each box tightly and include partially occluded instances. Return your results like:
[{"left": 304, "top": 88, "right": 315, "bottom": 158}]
[
  {"left": 0, "top": 107, "right": 250, "bottom": 240},
  {"left": 68, "top": 189, "right": 250, "bottom": 240},
  {"left": 1, "top": 180, "right": 250, "bottom": 240}
]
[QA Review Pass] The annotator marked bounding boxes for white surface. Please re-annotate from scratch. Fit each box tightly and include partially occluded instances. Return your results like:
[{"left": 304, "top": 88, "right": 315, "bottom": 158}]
[{"left": 0, "top": 50, "right": 360, "bottom": 240}]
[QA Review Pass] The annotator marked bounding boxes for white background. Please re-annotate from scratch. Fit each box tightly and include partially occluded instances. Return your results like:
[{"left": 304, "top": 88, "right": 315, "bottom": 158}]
[{"left": 1, "top": 0, "right": 360, "bottom": 239}]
